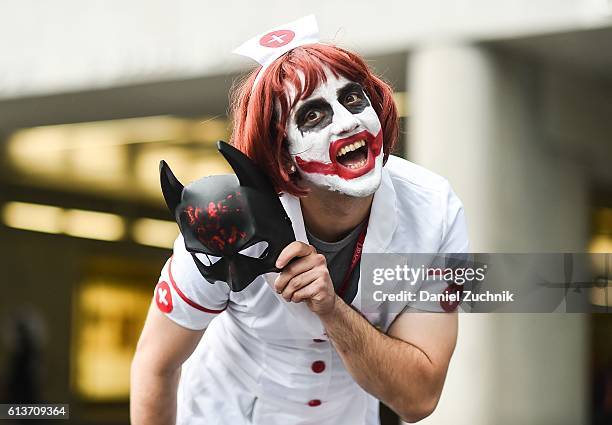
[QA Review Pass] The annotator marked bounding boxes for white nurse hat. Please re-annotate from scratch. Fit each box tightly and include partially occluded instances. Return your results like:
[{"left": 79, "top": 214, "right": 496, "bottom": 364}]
[{"left": 233, "top": 15, "right": 320, "bottom": 87}]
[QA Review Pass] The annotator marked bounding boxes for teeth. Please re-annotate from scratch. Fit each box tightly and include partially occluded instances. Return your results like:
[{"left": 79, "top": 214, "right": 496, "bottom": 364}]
[
  {"left": 347, "top": 158, "right": 367, "bottom": 169},
  {"left": 336, "top": 140, "right": 366, "bottom": 158}
]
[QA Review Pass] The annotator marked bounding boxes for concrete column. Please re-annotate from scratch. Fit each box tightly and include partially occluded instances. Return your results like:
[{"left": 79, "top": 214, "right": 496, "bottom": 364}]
[
  {"left": 408, "top": 44, "right": 589, "bottom": 252},
  {"left": 406, "top": 44, "right": 589, "bottom": 425},
  {"left": 409, "top": 45, "right": 498, "bottom": 251}
]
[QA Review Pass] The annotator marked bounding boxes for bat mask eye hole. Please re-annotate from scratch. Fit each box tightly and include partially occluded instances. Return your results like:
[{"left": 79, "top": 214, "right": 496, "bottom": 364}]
[
  {"left": 238, "top": 240, "right": 270, "bottom": 258},
  {"left": 194, "top": 253, "right": 222, "bottom": 266}
]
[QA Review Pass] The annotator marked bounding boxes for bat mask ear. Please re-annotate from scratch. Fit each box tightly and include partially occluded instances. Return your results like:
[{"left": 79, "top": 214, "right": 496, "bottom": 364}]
[
  {"left": 217, "top": 141, "right": 276, "bottom": 195},
  {"left": 159, "top": 160, "right": 184, "bottom": 214}
]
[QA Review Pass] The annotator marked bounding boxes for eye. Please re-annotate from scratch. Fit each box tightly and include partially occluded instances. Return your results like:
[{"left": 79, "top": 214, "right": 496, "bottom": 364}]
[
  {"left": 295, "top": 99, "right": 332, "bottom": 130},
  {"left": 344, "top": 92, "right": 362, "bottom": 105},
  {"left": 305, "top": 109, "right": 323, "bottom": 124}
]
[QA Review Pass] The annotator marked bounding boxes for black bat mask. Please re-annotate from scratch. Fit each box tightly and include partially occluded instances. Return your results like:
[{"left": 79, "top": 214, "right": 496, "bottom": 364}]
[{"left": 160, "top": 141, "right": 295, "bottom": 292}]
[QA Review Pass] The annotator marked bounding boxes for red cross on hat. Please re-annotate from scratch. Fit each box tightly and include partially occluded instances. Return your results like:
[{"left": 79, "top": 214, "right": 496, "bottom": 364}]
[
  {"left": 260, "top": 30, "right": 295, "bottom": 48},
  {"left": 233, "top": 15, "right": 319, "bottom": 68}
]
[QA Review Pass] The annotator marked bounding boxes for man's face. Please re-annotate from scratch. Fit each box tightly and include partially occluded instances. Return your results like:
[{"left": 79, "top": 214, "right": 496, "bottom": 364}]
[{"left": 285, "top": 69, "right": 383, "bottom": 197}]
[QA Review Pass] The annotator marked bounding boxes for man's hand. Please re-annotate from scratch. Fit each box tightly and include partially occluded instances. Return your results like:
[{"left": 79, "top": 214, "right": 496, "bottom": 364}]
[{"left": 274, "top": 241, "right": 337, "bottom": 316}]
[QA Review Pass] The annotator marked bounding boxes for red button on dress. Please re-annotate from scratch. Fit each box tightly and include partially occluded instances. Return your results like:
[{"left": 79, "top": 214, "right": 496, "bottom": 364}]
[
  {"left": 311, "top": 361, "right": 326, "bottom": 373},
  {"left": 308, "top": 399, "right": 322, "bottom": 407}
]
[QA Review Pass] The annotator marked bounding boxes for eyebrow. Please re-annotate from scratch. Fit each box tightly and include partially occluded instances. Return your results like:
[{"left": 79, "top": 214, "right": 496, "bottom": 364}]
[{"left": 336, "top": 82, "right": 363, "bottom": 99}]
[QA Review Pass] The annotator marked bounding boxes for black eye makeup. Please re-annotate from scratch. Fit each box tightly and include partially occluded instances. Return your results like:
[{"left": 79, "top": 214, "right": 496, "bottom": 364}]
[
  {"left": 295, "top": 98, "right": 333, "bottom": 133},
  {"left": 337, "top": 82, "right": 370, "bottom": 114}
]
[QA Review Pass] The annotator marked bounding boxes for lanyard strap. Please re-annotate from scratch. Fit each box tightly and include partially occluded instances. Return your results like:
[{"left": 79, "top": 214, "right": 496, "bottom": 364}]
[{"left": 337, "top": 220, "right": 368, "bottom": 298}]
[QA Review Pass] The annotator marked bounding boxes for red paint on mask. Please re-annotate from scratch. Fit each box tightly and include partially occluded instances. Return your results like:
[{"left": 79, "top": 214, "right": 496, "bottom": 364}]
[
  {"left": 295, "top": 129, "right": 382, "bottom": 179},
  {"left": 183, "top": 191, "right": 249, "bottom": 253}
]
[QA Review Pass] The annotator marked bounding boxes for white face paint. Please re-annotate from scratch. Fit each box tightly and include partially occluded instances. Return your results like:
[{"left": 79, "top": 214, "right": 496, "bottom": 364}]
[{"left": 285, "top": 69, "right": 384, "bottom": 197}]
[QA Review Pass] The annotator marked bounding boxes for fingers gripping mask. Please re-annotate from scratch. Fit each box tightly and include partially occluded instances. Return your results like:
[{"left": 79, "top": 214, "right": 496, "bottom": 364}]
[
  {"left": 286, "top": 70, "right": 384, "bottom": 197},
  {"left": 160, "top": 141, "right": 296, "bottom": 292}
]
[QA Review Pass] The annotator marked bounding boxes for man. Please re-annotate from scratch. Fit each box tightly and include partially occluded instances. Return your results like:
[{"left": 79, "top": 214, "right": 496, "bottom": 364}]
[{"left": 131, "top": 16, "right": 468, "bottom": 425}]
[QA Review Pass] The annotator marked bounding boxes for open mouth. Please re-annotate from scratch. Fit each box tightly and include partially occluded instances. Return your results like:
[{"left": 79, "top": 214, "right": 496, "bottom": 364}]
[
  {"left": 328, "top": 129, "right": 381, "bottom": 178},
  {"left": 335, "top": 139, "right": 368, "bottom": 169},
  {"left": 295, "top": 129, "right": 383, "bottom": 179}
]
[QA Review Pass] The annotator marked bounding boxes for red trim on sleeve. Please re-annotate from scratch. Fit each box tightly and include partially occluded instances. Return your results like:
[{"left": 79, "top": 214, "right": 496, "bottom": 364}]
[{"left": 167, "top": 256, "right": 227, "bottom": 314}]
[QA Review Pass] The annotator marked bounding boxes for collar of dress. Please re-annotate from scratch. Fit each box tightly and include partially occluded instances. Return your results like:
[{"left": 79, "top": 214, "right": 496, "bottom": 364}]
[{"left": 279, "top": 167, "right": 399, "bottom": 254}]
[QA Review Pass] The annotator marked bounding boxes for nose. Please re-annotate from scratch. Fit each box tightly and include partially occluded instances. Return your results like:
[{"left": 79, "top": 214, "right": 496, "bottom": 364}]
[{"left": 331, "top": 102, "right": 360, "bottom": 136}]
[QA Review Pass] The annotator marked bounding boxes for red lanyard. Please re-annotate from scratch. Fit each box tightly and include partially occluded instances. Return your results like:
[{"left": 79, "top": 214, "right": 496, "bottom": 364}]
[{"left": 337, "top": 220, "right": 368, "bottom": 298}]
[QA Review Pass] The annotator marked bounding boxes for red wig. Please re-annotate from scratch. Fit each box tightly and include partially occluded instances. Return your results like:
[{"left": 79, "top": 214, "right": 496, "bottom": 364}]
[{"left": 230, "top": 43, "right": 399, "bottom": 196}]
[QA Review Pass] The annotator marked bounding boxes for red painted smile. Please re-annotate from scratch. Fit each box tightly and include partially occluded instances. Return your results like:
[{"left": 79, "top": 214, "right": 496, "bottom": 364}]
[{"left": 295, "top": 129, "right": 383, "bottom": 179}]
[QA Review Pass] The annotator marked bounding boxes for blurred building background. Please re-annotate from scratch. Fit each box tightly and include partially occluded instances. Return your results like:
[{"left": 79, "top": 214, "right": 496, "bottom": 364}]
[{"left": 0, "top": 1, "right": 611, "bottom": 424}]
